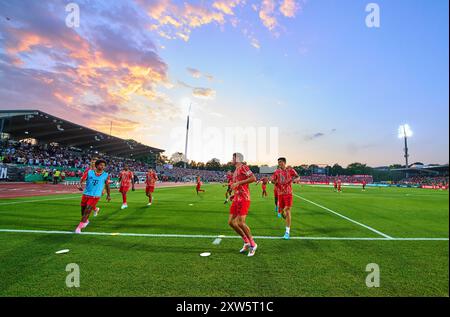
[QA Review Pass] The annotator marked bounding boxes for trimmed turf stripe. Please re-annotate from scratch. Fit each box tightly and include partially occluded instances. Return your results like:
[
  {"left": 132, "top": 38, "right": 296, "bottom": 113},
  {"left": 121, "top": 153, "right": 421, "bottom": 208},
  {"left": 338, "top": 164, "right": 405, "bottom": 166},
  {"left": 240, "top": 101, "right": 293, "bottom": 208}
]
[
  {"left": 294, "top": 194, "right": 394, "bottom": 239},
  {"left": 0, "top": 229, "right": 447, "bottom": 241}
]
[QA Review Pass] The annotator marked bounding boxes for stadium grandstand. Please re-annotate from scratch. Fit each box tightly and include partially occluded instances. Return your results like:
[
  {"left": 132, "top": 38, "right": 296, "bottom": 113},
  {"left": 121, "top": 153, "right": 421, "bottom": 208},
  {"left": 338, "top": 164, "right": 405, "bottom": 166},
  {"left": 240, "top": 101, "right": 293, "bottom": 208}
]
[{"left": 0, "top": 110, "right": 164, "bottom": 183}]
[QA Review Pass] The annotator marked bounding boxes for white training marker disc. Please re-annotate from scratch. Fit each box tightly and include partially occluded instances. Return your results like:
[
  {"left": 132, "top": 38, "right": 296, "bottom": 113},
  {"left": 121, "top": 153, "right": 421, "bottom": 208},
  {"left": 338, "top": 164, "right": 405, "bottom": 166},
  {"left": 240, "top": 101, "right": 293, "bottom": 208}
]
[
  {"left": 55, "top": 249, "right": 70, "bottom": 254},
  {"left": 200, "top": 252, "right": 211, "bottom": 257}
]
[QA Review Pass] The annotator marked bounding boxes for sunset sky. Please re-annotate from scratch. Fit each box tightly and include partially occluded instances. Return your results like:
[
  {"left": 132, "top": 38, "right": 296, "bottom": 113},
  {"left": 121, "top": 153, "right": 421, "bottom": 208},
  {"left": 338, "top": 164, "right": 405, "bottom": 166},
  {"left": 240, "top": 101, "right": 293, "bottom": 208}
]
[{"left": 0, "top": 0, "right": 448, "bottom": 166}]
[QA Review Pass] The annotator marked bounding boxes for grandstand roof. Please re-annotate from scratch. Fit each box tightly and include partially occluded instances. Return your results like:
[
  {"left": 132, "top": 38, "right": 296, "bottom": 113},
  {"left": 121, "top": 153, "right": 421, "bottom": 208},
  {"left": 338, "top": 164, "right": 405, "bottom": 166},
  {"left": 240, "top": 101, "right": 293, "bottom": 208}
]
[
  {"left": 391, "top": 164, "right": 449, "bottom": 175},
  {"left": 0, "top": 110, "right": 164, "bottom": 158}
]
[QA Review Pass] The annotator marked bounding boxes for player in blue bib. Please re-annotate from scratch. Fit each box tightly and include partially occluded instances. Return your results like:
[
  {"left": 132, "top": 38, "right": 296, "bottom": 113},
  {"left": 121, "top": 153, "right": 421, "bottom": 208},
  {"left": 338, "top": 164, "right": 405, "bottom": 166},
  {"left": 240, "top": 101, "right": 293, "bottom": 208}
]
[{"left": 75, "top": 159, "right": 111, "bottom": 233}]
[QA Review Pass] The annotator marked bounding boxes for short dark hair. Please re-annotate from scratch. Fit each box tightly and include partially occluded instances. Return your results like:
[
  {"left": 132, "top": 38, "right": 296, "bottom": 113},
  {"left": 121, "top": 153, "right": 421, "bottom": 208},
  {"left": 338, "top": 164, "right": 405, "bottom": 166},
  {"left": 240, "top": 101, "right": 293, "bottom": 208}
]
[
  {"left": 95, "top": 159, "right": 107, "bottom": 167},
  {"left": 278, "top": 157, "right": 287, "bottom": 163}
]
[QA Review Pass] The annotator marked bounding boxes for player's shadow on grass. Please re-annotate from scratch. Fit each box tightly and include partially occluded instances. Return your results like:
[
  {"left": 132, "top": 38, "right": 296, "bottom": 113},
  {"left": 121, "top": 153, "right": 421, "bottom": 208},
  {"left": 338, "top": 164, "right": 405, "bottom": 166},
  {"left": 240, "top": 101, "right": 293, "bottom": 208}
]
[
  {"left": 72, "top": 237, "right": 212, "bottom": 255},
  {"left": 103, "top": 222, "right": 227, "bottom": 233},
  {"left": 96, "top": 207, "right": 125, "bottom": 223}
]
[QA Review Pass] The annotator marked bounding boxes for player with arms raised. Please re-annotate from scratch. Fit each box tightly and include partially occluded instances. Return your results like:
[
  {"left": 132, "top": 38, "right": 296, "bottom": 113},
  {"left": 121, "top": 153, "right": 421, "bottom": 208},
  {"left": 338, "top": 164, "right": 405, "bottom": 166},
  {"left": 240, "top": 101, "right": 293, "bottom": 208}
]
[
  {"left": 76, "top": 159, "right": 111, "bottom": 233},
  {"left": 256, "top": 176, "right": 269, "bottom": 197},
  {"left": 145, "top": 168, "right": 158, "bottom": 206},
  {"left": 272, "top": 158, "right": 300, "bottom": 239},
  {"left": 119, "top": 165, "right": 134, "bottom": 209},
  {"left": 228, "top": 153, "right": 258, "bottom": 257}
]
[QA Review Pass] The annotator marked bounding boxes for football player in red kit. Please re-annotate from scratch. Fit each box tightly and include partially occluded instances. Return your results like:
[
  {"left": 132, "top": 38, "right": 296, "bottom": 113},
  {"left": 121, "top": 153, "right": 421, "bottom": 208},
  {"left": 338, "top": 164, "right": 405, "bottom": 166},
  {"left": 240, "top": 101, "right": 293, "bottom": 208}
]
[
  {"left": 256, "top": 176, "right": 269, "bottom": 197},
  {"left": 119, "top": 165, "right": 135, "bottom": 209},
  {"left": 272, "top": 158, "right": 300, "bottom": 239},
  {"left": 228, "top": 153, "right": 258, "bottom": 257},
  {"left": 79, "top": 157, "right": 102, "bottom": 216},
  {"left": 224, "top": 171, "right": 233, "bottom": 203},
  {"left": 196, "top": 176, "right": 205, "bottom": 194},
  {"left": 145, "top": 168, "right": 158, "bottom": 206}
]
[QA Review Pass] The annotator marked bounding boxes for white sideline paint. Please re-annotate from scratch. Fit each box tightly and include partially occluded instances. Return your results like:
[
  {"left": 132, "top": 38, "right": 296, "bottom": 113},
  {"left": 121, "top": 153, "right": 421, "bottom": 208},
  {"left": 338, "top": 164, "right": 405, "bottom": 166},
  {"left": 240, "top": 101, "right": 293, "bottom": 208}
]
[
  {"left": 293, "top": 194, "right": 394, "bottom": 239},
  {"left": 0, "top": 229, "right": 447, "bottom": 241},
  {"left": 0, "top": 184, "right": 189, "bottom": 206}
]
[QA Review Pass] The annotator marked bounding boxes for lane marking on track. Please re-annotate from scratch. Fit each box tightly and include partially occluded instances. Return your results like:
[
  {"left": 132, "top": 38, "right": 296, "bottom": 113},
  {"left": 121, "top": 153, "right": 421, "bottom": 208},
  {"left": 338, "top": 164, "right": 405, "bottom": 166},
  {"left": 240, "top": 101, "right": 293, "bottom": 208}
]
[
  {"left": 293, "top": 194, "right": 394, "bottom": 239},
  {"left": 0, "top": 229, "right": 447, "bottom": 241}
]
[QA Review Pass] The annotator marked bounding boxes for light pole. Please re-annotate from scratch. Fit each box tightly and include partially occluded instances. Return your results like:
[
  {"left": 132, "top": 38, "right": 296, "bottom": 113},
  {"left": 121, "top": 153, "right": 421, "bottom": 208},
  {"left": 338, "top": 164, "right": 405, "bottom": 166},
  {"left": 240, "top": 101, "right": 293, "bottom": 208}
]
[{"left": 398, "top": 124, "right": 413, "bottom": 177}]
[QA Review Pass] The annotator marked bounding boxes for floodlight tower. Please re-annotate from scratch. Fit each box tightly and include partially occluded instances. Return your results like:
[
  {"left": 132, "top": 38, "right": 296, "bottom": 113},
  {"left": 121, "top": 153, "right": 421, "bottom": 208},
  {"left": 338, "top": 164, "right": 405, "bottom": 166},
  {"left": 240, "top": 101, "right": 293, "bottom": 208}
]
[{"left": 398, "top": 124, "right": 413, "bottom": 176}]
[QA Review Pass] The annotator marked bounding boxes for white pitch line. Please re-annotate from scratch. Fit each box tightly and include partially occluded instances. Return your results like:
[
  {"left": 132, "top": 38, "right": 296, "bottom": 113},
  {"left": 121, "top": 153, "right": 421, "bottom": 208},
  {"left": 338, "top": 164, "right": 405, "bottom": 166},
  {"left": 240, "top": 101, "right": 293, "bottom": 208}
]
[
  {"left": 293, "top": 194, "right": 394, "bottom": 239},
  {"left": 212, "top": 238, "right": 222, "bottom": 245},
  {"left": 0, "top": 229, "right": 447, "bottom": 241}
]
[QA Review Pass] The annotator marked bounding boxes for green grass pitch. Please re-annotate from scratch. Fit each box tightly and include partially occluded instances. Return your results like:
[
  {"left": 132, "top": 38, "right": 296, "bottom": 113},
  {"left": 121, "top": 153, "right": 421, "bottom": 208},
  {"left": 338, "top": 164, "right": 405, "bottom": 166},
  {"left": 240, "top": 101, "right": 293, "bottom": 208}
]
[{"left": 0, "top": 184, "right": 448, "bottom": 296}]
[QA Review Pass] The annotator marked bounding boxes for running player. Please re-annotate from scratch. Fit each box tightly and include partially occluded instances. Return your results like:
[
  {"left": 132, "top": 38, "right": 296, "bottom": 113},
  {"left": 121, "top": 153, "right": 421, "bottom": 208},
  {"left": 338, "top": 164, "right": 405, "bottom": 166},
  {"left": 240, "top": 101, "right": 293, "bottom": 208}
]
[
  {"left": 223, "top": 171, "right": 233, "bottom": 203},
  {"left": 145, "top": 168, "right": 158, "bottom": 206},
  {"left": 80, "top": 157, "right": 101, "bottom": 216},
  {"left": 196, "top": 176, "right": 205, "bottom": 194},
  {"left": 272, "top": 158, "right": 300, "bottom": 240},
  {"left": 75, "top": 159, "right": 111, "bottom": 233},
  {"left": 337, "top": 178, "right": 342, "bottom": 193},
  {"left": 333, "top": 178, "right": 338, "bottom": 192},
  {"left": 362, "top": 179, "right": 366, "bottom": 191},
  {"left": 256, "top": 176, "right": 269, "bottom": 197},
  {"left": 118, "top": 165, "right": 134, "bottom": 209},
  {"left": 228, "top": 152, "right": 258, "bottom": 257}
]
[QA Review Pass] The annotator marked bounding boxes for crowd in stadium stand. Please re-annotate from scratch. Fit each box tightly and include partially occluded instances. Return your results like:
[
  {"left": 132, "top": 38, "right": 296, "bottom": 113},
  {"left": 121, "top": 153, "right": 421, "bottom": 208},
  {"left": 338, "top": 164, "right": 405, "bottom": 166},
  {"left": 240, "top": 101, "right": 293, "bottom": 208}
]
[
  {"left": 397, "top": 176, "right": 449, "bottom": 187},
  {"left": 0, "top": 140, "right": 149, "bottom": 179},
  {"left": 1, "top": 140, "right": 233, "bottom": 182},
  {"left": 156, "top": 166, "right": 227, "bottom": 182},
  {"left": 2, "top": 140, "right": 448, "bottom": 187},
  {"left": 298, "top": 174, "right": 373, "bottom": 184}
]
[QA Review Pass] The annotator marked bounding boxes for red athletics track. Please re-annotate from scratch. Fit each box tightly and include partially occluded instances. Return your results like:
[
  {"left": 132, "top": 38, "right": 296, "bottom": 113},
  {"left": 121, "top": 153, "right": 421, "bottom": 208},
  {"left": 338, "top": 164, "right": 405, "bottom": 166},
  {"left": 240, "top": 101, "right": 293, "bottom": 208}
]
[{"left": 0, "top": 182, "right": 195, "bottom": 199}]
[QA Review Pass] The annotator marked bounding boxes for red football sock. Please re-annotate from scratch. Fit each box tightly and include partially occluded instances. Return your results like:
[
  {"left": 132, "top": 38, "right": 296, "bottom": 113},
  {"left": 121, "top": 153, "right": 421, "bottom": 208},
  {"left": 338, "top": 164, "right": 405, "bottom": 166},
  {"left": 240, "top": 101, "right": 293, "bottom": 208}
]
[
  {"left": 242, "top": 236, "right": 250, "bottom": 244},
  {"left": 122, "top": 192, "right": 127, "bottom": 204},
  {"left": 249, "top": 238, "right": 256, "bottom": 247}
]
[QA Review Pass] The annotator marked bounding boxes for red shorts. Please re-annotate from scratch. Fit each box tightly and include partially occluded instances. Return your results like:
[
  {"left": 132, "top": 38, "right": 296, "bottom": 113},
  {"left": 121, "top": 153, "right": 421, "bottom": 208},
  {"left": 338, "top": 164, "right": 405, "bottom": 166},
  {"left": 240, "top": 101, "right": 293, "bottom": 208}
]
[
  {"left": 230, "top": 200, "right": 250, "bottom": 216},
  {"left": 120, "top": 186, "right": 130, "bottom": 193},
  {"left": 146, "top": 185, "right": 155, "bottom": 194},
  {"left": 80, "top": 195, "right": 100, "bottom": 208},
  {"left": 262, "top": 184, "right": 267, "bottom": 190},
  {"left": 196, "top": 184, "right": 201, "bottom": 190},
  {"left": 278, "top": 194, "right": 293, "bottom": 210}
]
